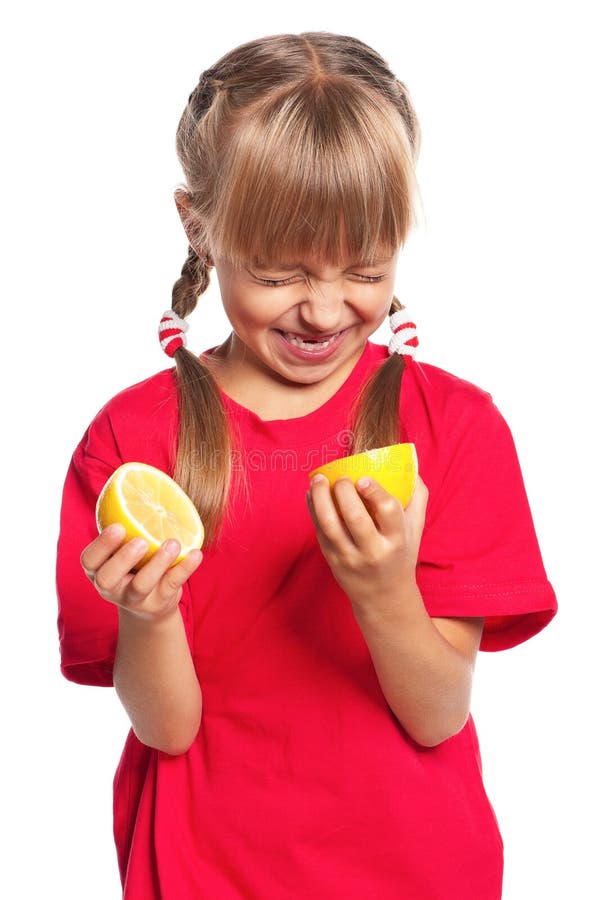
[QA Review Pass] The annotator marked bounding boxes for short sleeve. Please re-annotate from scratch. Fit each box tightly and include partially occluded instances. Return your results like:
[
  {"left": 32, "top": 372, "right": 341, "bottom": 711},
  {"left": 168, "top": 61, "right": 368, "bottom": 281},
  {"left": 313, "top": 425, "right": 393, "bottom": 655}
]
[
  {"left": 55, "top": 404, "right": 123, "bottom": 686},
  {"left": 415, "top": 388, "right": 557, "bottom": 651}
]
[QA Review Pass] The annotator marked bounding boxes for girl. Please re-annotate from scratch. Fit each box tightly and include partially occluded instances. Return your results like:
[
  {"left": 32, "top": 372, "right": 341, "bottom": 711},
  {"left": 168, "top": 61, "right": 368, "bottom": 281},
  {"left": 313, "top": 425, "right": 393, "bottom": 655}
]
[{"left": 56, "top": 31, "right": 557, "bottom": 899}]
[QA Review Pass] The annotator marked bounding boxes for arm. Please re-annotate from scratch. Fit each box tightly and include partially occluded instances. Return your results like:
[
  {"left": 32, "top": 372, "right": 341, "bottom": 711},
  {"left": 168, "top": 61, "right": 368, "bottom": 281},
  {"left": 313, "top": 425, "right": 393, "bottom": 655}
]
[
  {"left": 307, "top": 474, "right": 483, "bottom": 747},
  {"left": 114, "top": 605, "right": 202, "bottom": 756},
  {"left": 81, "top": 524, "right": 203, "bottom": 756},
  {"left": 352, "top": 587, "right": 483, "bottom": 746}
]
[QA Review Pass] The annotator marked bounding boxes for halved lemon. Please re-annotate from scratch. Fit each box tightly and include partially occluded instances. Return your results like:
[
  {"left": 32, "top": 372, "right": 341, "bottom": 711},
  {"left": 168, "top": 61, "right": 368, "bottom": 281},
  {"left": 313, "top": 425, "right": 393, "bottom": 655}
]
[
  {"left": 308, "top": 443, "right": 418, "bottom": 508},
  {"left": 96, "top": 462, "right": 204, "bottom": 568}
]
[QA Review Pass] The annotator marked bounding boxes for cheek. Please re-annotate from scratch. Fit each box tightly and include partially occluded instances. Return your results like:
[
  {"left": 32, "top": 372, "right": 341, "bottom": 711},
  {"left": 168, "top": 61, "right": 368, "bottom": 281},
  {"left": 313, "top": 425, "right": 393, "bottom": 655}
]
[
  {"left": 244, "top": 302, "right": 281, "bottom": 329},
  {"left": 367, "top": 286, "right": 395, "bottom": 320},
  {"left": 246, "top": 286, "right": 293, "bottom": 323},
  {"left": 223, "top": 287, "right": 285, "bottom": 329}
]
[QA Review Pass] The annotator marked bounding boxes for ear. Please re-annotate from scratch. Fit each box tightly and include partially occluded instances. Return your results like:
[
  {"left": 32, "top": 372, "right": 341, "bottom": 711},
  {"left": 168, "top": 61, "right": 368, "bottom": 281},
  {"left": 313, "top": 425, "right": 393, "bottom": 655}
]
[{"left": 174, "top": 189, "right": 214, "bottom": 267}]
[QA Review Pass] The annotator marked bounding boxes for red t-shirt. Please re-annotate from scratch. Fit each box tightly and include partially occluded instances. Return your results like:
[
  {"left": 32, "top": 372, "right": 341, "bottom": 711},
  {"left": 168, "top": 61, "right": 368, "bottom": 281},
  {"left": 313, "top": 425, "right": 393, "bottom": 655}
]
[{"left": 55, "top": 340, "right": 557, "bottom": 899}]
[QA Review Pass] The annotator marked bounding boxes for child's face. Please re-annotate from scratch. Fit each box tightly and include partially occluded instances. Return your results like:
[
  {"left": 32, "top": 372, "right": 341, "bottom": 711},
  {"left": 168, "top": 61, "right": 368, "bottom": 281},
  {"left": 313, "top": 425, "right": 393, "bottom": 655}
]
[{"left": 209, "top": 249, "right": 400, "bottom": 387}]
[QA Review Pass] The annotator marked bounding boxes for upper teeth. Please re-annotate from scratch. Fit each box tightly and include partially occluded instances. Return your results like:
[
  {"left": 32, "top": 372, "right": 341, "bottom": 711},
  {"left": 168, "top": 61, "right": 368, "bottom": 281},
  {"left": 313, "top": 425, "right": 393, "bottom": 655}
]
[{"left": 284, "top": 331, "right": 340, "bottom": 349}]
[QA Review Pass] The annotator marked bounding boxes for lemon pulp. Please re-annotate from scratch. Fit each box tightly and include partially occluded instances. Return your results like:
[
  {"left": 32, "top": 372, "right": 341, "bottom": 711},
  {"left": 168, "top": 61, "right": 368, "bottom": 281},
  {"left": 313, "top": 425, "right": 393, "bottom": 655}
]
[{"left": 96, "top": 462, "right": 204, "bottom": 567}]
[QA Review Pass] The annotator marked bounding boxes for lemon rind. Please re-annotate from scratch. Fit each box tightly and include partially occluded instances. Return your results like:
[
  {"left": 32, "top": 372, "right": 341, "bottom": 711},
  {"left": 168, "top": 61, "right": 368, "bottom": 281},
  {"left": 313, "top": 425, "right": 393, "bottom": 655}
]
[{"left": 308, "top": 443, "right": 417, "bottom": 480}]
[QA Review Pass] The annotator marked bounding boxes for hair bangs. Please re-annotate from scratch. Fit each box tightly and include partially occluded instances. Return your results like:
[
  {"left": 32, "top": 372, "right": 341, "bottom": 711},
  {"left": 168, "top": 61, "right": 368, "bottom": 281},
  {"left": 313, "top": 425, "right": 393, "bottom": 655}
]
[{"left": 208, "top": 78, "right": 417, "bottom": 270}]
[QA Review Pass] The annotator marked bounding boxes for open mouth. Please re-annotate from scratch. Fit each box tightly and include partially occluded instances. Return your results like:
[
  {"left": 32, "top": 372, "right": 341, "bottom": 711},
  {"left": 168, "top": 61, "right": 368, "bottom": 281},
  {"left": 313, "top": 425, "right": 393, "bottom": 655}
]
[{"left": 276, "top": 329, "right": 344, "bottom": 351}]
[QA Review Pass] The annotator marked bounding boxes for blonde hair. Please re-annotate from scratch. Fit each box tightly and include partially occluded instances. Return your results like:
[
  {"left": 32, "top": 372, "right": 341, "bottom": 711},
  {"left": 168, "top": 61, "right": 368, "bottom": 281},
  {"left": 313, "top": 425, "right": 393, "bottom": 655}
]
[{"left": 170, "top": 31, "right": 422, "bottom": 547}]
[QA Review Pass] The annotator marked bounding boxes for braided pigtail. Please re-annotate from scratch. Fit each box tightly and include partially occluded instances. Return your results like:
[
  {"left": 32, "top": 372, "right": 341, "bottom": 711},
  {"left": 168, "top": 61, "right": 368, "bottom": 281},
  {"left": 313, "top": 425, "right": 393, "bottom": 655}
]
[
  {"left": 172, "top": 246, "right": 211, "bottom": 317},
  {"left": 167, "top": 246, "right": 245, "bottom": 548}
]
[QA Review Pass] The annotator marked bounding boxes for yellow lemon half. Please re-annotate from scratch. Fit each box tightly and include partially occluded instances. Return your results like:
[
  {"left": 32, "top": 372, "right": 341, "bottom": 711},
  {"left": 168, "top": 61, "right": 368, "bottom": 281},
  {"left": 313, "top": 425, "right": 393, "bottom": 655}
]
[
  {"left": 309, "top": 443, "right": 418, "bottom": 508},
  {"left": 96, "top": 462, "right": 204, "bottom": 568}
]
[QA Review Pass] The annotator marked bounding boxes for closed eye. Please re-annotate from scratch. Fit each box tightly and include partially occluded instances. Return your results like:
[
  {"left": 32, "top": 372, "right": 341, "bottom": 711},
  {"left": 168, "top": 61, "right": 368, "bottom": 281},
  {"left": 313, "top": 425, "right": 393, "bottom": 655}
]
[{"left": 256, "top": 274, "right": 387, "bottom": 286}]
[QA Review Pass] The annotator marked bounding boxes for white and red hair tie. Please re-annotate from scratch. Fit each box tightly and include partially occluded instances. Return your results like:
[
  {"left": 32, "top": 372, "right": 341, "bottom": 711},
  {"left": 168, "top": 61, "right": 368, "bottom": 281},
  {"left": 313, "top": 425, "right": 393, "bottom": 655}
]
[
  {"left": 388, "top": 307, "right": 418, "bottom": 358},
  {"left": 159, "top": 309, "right": 189, "bottom": 357}
]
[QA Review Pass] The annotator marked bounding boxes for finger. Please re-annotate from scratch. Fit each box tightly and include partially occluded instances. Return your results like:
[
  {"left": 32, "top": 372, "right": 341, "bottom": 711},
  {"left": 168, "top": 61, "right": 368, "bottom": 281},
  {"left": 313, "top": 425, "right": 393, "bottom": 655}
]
[
  {"left": 306, "top": 487, "right": 336, "bottom": 555},
  {"left": 332, "top": 477, "right": 381, "bottom": 546},
  {"left": 123, "top": 544, "right": 203, "bottom": 618},
  {"left": 309, "top": 475, "right": 355, "bottom": 550},
  {"left": 80, "top": 523, "right": 127, "bottom": 580},
  {"left": 354, "top": 477, "right": 405, "bottom": 536},
  {"left": 152, "top": 545, "right": 204, "bottom": 604},
  {"left": 127, "top": 539, "right": 191, "bottom": 601},
  {"left": 92, "top": 537, "right": 153, "bottom": 593},
  {"left": 403, "top": 475, "right": 429, "bottom": 527}
]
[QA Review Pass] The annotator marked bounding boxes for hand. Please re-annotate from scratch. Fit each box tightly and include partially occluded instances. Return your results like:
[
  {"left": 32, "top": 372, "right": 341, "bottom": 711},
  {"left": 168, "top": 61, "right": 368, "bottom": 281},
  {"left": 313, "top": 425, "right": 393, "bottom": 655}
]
[
  {"left": 80, "top": 523, "right": 203, "bottom": 623},
  {"left": 306, "top": 474, "right": 428, "bottom": 612}
]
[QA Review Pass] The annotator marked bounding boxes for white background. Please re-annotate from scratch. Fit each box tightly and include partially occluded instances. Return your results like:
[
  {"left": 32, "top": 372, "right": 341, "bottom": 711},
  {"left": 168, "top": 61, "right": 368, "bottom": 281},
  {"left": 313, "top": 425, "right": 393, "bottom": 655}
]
[{"left": 2, "top": 1, "right": 596, "bottom": 897}]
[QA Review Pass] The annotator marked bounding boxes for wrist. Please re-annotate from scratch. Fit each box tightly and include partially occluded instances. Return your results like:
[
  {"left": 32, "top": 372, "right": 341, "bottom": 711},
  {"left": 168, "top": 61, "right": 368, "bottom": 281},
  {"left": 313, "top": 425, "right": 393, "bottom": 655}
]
[
  {"left": 350, "top": 577, "right": 424, "bottom": 628},
  {"left": 117, "top": 602, "right": 182, "bottom": 631}
]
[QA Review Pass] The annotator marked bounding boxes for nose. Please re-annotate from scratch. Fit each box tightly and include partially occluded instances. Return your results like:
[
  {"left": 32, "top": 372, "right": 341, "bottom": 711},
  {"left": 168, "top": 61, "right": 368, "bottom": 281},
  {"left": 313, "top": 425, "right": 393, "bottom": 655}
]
[{"left": 298, "top": 278, "right": 346, "bottom": 334}]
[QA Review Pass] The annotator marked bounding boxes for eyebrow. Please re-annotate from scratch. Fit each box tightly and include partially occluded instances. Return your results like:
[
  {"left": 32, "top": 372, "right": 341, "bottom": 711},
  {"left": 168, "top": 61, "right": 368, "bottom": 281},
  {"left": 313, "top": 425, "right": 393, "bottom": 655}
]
[{"left": 252, "top": 256, "right": 393, "bottom": 271}]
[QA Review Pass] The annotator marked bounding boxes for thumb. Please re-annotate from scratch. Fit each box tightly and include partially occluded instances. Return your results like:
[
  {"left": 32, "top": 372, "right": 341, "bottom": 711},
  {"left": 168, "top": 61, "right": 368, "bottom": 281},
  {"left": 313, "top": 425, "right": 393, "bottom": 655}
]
[{"left": 405, "top": 475, "right": 429, "bottom": 519}]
